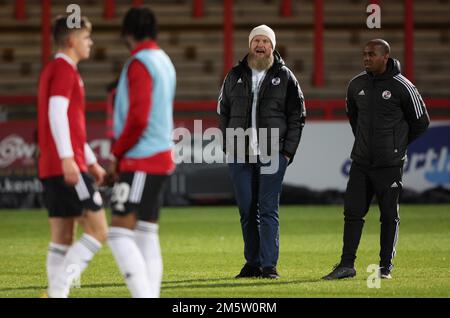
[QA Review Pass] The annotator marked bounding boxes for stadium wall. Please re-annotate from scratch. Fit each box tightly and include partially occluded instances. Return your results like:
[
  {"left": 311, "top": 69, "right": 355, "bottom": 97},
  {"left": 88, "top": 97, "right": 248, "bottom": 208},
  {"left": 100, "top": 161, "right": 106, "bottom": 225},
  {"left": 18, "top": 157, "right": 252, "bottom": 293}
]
[{"left": 1, "top": 118, "right": 449, "bottom": 208}]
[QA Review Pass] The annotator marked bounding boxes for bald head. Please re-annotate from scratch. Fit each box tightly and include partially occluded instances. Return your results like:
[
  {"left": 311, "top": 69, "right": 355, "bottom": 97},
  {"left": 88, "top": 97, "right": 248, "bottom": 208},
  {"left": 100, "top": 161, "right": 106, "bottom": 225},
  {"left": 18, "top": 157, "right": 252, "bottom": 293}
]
[{"left": 366, "top": 39, "right": 390, "bottom": 55}]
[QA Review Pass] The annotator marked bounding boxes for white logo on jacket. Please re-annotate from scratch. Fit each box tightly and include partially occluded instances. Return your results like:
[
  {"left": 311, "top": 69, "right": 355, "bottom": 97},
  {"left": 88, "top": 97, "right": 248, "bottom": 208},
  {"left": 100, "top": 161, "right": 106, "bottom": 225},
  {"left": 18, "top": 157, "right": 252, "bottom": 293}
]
[
  {"left": 382, "top": 90, "right": 391, "bottom": 99},
  {"left": 271, "top": 77, "right": 281, "bottom": 86}
]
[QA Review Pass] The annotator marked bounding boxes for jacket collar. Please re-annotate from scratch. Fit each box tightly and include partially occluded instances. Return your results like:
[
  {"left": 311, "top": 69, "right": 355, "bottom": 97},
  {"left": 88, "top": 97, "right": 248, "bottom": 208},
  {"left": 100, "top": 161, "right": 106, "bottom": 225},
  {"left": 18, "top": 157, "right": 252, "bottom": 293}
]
[{"left": 367, "top": 58, "right": 401, "bottom": 80}]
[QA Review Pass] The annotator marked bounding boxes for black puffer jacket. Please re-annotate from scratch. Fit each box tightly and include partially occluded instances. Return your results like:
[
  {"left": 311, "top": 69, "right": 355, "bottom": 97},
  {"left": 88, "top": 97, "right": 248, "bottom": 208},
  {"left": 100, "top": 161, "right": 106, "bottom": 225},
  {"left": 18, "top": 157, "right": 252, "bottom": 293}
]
[
  {"left": 346, "top": 58, "right": 430, "bottom": 168},
  {"left": 218, "top": 51, "right": 306, "bottom": 161}
]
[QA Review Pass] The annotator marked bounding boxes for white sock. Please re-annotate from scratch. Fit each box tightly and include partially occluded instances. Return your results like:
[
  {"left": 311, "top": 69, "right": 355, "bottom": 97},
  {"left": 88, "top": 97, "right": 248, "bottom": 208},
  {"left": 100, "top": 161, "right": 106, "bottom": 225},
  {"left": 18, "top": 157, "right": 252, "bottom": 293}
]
[
  {"left": 135, "top": 221, "right": 163, "bottom": 298},
  {"left": 46, "top": 242, "right": 69, "bottom": 290},
  {"left": 108, "top": 227, "right": 152, "bottom": 298},
  {"left": 48, "top": 234, "right": 101, "bottom": 298}
]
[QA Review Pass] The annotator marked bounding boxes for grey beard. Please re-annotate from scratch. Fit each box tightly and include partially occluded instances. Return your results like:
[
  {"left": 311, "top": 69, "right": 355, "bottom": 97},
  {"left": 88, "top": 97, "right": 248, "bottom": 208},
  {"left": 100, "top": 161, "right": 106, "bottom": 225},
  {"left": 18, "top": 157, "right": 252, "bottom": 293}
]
[{"left": 248, "top": 53, "right": 274, "bottom": 71}]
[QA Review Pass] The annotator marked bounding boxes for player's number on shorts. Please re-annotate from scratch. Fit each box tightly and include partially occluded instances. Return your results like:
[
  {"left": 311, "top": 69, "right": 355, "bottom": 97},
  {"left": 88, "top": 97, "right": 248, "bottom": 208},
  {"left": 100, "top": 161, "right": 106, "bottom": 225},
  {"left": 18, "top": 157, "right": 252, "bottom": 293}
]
[{"left": 111, "top": 182, "right": 130, "bottom": 212}]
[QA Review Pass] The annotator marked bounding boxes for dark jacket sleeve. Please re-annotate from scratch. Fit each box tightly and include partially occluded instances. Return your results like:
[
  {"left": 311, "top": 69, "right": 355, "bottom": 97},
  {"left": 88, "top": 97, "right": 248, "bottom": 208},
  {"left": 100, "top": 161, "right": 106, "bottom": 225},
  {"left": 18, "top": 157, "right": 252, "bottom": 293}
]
[
  {"left": 400, "top": 84, "right": 430, "bottom": 144},
  {"left": 345, "top": 82, "right": 358, "bottom": 136},
  {"left": 217, "top": 74, "right": 230, "bottom": 152},
  {"left": 282, "top": 70, "right": 306, "bottom": 159}
]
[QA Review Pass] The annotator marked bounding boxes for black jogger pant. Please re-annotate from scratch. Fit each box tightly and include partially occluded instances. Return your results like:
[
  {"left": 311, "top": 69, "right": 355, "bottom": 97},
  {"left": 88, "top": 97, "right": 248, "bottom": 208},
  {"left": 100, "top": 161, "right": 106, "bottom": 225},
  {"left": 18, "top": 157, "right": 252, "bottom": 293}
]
[{"left": 340, "top": 162, "right": 403, "bottom": 271}]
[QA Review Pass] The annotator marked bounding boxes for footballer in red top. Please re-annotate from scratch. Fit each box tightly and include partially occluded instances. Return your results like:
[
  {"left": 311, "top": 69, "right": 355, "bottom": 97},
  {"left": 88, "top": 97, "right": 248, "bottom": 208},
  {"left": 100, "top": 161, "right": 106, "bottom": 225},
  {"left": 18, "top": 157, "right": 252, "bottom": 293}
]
[
  {"left": 36, "top": 16, "right": 108, "bottom": 299},
  {"left": 38, "top": 53, "right": 88, "bottom": 178}
]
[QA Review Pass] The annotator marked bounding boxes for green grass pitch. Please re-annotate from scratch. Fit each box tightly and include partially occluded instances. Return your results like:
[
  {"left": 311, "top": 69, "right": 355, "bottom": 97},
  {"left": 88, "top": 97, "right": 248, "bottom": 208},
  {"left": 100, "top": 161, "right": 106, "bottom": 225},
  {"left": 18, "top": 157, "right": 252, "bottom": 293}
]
[{"left": 0, "top": 205, "right": 449, "bottom": 298}]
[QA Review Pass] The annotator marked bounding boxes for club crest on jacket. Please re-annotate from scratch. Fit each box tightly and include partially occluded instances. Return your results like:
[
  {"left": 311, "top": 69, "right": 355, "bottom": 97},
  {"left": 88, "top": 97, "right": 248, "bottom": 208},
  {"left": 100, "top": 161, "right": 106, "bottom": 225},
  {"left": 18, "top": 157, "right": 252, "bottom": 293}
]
[{"left": 382, "top": 90, "right": 391, "bottom": 100}]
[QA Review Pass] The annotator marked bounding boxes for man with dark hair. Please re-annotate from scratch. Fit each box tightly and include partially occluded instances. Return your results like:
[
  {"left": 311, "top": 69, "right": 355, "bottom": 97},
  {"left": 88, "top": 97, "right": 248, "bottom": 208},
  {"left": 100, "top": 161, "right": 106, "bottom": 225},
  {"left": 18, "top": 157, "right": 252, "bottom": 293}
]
[
  {"left": 106, "top": 7, "right": 176, "bottom": 298},
  {"left": 120, "top": 7, "right": 157, "bottom": 41},
  {"left": 323, "top": 39, "right": 430, "bottom": 280},
  {"left": 37, "top": 15, "right": 108, "bottom": 298},
  {"left": 218, "top": 25, "right": 306, "bottom": 279}
]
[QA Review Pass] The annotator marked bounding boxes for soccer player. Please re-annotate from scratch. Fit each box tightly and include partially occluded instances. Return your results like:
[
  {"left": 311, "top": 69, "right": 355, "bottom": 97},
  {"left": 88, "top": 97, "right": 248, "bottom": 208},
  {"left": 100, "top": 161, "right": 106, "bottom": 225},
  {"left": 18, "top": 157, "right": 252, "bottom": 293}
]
[
  {"left": 106, "top": 7, "right": 176, "bottom": 298},
  {"left": 37, "top": 16, "right": 108, "bottom": 298}
]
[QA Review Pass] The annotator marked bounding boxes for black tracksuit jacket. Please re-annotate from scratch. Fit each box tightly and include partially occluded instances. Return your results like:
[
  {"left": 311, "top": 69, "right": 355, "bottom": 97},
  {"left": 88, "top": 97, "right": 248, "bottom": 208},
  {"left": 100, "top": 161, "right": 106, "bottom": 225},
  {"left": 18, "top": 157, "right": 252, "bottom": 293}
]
[
  {"left": 218, "top": 51, "right": 306, "bottom": 161},
  {"left": 346, "top": 58, "right": 430, "bottom": 168}
]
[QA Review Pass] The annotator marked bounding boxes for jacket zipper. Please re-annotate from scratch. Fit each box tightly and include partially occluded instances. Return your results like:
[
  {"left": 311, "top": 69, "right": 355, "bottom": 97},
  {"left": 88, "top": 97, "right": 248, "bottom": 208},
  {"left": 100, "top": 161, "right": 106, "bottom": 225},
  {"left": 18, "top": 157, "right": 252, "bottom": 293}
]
[
  {"left": 368, "top": 78, "right": 375, "bottom": 165},
  {"left": 241, "top": 70, "right": 252, "bottom": 130},
  {"left": 255, "top": 67, "right": 279, "bottom": 141},
  {"left": 241, "top": 71, "right": 252, "bottom": 156},
  {"left": 393, "top": 128, "right": 397, "bottom": 154}
]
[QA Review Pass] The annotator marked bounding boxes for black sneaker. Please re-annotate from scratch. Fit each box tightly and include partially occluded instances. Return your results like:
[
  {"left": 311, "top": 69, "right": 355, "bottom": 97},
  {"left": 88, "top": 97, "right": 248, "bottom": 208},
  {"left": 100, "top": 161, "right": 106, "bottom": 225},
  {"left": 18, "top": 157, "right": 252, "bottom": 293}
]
[
  {"left": 322, "top": 264, "right": 356, "bottom": 280},
  {"left": 262, "top": 267, "right": 280, "bottom": 279},
  {"left": 235, "top": 264, "right": 262, "bottom": 278},
  {"left": 379, "top": 267, "right": 392, "bottom": 279}
]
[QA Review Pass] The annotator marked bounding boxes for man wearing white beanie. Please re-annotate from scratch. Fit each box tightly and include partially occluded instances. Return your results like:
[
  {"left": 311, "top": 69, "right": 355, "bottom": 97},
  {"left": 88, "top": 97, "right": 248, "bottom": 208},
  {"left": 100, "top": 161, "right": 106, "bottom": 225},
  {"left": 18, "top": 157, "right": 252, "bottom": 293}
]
[
  {"left": 248, "top": 24, "right": 276, "bottom": 50},
  {"left": 218, "top": 25, "right": 306, "bottom": 279}
]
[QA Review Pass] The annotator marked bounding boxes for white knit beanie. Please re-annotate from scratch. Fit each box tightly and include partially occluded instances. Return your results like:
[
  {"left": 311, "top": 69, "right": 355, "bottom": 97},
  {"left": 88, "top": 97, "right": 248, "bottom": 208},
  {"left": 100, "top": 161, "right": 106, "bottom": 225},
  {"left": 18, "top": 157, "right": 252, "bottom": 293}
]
[{"left": 248, "top": 24, "right": 276, "bottom": 49}]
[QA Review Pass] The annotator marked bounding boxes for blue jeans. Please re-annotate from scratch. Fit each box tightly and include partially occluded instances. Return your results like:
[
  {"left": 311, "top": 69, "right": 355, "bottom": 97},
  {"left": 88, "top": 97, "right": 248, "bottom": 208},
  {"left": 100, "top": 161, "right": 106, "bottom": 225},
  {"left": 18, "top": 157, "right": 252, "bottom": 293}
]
[{"left": 228, "top": 153, "right": 288, "bottom": 268}]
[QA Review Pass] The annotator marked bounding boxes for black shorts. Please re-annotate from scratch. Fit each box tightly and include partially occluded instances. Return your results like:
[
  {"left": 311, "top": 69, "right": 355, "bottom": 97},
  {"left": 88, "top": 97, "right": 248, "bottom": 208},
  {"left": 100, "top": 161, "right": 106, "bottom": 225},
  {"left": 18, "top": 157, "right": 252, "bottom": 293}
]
[
  {"left": 111, "top": 172, "right": 169, "bottom": 221},
  {"left": 41, "top": 173, "right": 103, "bottom": 218}
]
